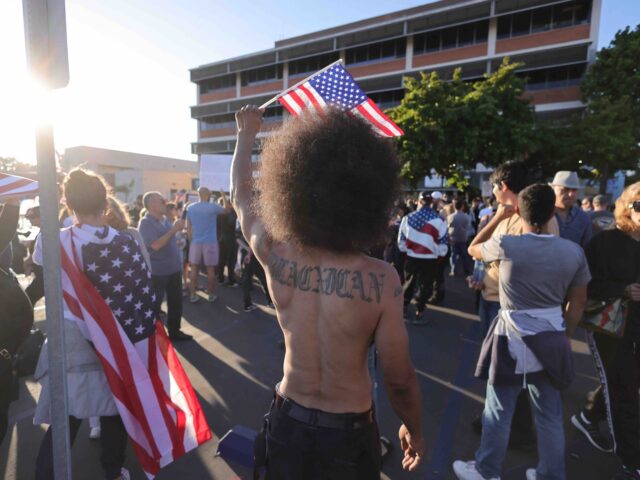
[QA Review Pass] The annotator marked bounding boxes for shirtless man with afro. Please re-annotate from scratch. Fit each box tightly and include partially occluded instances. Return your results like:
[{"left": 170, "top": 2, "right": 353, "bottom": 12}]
[{"left": 231, "top": 105, "right": 425, "bottom": 479}]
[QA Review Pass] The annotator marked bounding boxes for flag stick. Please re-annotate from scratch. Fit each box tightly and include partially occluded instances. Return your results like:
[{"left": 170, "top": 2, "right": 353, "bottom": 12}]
[{"left": 259, "top": 58, "right": 344, "bottom": 110}]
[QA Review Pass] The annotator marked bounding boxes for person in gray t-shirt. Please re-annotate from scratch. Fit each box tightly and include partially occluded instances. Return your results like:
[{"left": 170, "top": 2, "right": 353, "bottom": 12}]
[
  {"left": 455, "top": 184, "right": 589, "bottom": 480},
  {"left": 447, "top": 200, "right": 471, "bottom": 276},
  {"left": 481, "top": 233, "right": 590, "bottom": 311}
]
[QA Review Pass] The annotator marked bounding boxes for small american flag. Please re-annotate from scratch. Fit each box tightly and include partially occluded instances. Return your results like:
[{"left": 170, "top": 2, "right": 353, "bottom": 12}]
[
  {"left": 0, "top": 172, "right": 38, "bottom": 199},
  {"left": 60, "top": 225, "right": 211, "bottom": 478},
  {"left": 278, "top": 62, "right": 404, "bottom": 137}
]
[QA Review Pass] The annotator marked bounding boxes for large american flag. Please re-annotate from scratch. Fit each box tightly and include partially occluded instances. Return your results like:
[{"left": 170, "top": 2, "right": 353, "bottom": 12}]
[
  {"left": 278, "top": 62, "right": 404, "bottom": 137},
  {"left": 0, "top": 172, "right": 38, "bottom": 199},
  {"left": 59, "top": 225, "right": 211, "bottom": 478}
]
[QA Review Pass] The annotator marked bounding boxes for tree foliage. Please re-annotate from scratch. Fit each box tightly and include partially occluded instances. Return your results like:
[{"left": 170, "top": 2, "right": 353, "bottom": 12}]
[
  {"left": 388, "top": 58, "right": 540, "bottom": 188},
  {"left": 572, "top": 24, "right": 640, "bottom": 192},
  {"left": 0, "top": 157, "right": 33, "bottom": 174}
]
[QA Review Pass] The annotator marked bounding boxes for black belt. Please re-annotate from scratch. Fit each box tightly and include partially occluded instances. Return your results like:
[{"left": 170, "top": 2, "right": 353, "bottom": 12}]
[{"left": 273, "top": 391, "right": 374, "bottom": 431}]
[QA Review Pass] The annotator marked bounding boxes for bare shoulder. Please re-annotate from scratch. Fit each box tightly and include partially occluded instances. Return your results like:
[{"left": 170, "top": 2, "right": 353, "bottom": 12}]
[{"left": 362, "top": 256, "right": 403, "bottom": 301}]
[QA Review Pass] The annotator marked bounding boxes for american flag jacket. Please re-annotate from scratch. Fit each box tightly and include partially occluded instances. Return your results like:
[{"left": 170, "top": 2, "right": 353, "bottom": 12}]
[{"left": 397, "top": 207, "right": 449, "bottom": 260}]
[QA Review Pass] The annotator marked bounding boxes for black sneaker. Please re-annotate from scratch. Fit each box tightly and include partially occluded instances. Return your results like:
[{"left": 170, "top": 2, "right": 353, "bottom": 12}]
[
  {"left": 616, "top": 466, "right": 640, "bottom": 479},
  {"left": 571, "top": 412, "right": 613, "bottom": 453}
]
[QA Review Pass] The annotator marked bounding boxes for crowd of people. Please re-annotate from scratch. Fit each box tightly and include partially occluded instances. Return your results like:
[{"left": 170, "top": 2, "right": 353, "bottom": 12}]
[{"left": 0, "top": 104, "right": 639, "bottom": 480}]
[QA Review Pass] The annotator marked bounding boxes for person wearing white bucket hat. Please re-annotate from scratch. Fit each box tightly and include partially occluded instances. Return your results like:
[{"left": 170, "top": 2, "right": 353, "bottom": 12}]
[{"left": 550, "top": 171, "right": 592, "bottom": 248}]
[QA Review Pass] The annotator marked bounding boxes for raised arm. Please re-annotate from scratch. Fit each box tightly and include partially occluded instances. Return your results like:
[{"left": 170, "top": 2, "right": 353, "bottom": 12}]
[
  {"left": 374, "top": 268, "right": 426, "bottom": 471},
  {"left": 230, "top": 105, "right": 271, "bottom": 263},
  {"left": 220, "top": 189, "right": 231, "bottom": 213},
  {"left": 468, "top": 203, "right": 515, "bottom": 249}
]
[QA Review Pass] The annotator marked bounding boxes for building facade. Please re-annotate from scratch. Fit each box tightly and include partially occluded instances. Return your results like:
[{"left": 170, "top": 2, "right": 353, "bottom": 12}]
[
  {"left": 62, "top": 146, "right": 198, "bottom": 204},
  {"left": 190, "top": 0, "right": 601, "bottom": 156}
]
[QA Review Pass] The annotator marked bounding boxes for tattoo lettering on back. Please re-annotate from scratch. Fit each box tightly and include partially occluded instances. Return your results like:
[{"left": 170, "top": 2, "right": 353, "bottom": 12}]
[{"left": 267, "top": 253, "right": 385, "bottom": 304}]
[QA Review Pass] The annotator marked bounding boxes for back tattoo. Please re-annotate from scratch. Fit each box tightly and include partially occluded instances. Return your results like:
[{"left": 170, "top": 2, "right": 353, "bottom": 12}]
[{"left": 267, "top": 252, "right": 385, "bottom": 304}]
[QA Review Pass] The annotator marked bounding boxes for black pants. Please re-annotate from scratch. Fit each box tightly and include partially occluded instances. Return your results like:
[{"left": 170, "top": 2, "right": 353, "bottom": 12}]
[
  {"left": 264, "top": 402, "right": 381, "bottom": 480},
  {"left": 0, "top": 363, "right": 12, "bottom": 445},
  {"left": 26, "top": 265, "right": 45, "bottom": 306},
  {"left": 151, "top": 271, "right": 183, "bottom": 335},
  {"left": 35, "top": 415, "right": 127, "bottom": 480},
  {"left": 403, "top": 257, "right": 437, "bottom": 312},
  {"left": 242, "top": 255, "right": 271, "bottom": 308},
  {"left": 584, "top": 332, "right": 640, "bottom": 468},
  {"left": 432, "top": 254, "right": 448, "bottom": 302},
  {"left": 217, "top": 237, "right": 238, "bottom": 284}
]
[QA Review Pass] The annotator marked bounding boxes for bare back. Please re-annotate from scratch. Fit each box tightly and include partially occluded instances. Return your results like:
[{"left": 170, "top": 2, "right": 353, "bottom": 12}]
[{"left": 261, "top": 243, "right": 396, "bottom": 413}]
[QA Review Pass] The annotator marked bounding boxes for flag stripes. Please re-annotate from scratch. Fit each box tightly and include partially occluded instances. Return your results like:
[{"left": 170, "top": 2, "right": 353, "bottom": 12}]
[
  {"left": 277, "top": 63, "right": 404, "bottom": 137},
  {"left": 59, "top": 228, "right": 211, "bottom": 478},
  {"left": 0, "top": 173, "right": 38, "bottom": 198}
]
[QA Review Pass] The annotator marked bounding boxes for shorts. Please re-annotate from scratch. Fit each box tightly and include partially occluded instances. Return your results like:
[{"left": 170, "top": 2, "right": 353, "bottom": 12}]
[{"left": 189, "top": 242, "right": 219, "bottom": 267}]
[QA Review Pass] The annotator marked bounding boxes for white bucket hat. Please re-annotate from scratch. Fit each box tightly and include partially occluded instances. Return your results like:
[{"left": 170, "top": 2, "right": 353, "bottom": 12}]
[{"left": 550, "top": 171, "right": 581, "bottom": 189}]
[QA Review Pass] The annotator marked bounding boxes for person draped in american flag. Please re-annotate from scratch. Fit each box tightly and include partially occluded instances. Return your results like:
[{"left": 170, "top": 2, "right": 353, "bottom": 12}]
[{"left": 34, "top": 168, "right": 210, "bottom": 480}]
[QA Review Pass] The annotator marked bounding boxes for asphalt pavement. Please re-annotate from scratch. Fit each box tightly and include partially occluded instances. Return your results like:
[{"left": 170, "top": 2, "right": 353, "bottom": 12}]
[{"left": 0, "top": 273, "right": 621, "bottom": 479}]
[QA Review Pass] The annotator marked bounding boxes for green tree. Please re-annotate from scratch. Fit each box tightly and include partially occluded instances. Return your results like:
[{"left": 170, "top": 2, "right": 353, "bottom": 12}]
[
  {"left": 388, "top": 58, "right": 539, "bottom": 188},
  {"left": 0, "top": 157, "right": 33, "bottom": 174},
  {"left": 573, "top": 25, "right": 640, "bottom": 193}
]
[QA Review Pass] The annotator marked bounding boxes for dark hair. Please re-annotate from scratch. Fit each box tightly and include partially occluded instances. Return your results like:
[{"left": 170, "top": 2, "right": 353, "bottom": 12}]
[
  {"left": 489, "top": 160, "right": 529, "bottom": 194},
  {"left": 454, "top": 199, "right": 464, "bottom": 210},
  {"left": 257, "top": 109, "right": 400, "bottom": 252},
  {"left": 166, "top": 202, "right": 176, "bottom": 210},
  {"left": 518, "top": 184, "right": 556, "bottom": 230},
  {"left": 63, "top": 168, "right": 109, "bottom": 216}
]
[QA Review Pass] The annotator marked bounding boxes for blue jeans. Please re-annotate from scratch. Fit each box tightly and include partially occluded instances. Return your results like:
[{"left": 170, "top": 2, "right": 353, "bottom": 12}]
[
  {"left": 449, "top": 241, "right": 470, "bottom": 275},
  {"left": 475, "top": 378, "right": 565, "bottom": 480},
  {"left": 478, "top": 297, "right": 500, "bottom": 338}
]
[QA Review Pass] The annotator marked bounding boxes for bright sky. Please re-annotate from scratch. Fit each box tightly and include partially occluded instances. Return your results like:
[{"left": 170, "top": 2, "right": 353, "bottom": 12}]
[{"left": 0, "top": 0, "right": 638, "bottom": 165}]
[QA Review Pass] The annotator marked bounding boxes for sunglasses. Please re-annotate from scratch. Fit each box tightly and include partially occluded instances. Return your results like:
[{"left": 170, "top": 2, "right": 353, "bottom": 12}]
[{"left": 629, "top": 200, "right": 640, "bottom": 213}]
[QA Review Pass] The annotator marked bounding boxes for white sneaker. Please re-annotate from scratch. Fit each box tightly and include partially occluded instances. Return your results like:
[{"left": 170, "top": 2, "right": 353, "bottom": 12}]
[
  {"left": 89, "top": 426, "right": 101, "bottom": 440},
  {"left": 453, "top": 460, "right": 500, "bottom": 480},
  {"left": 525, "top": 469, "right": 536, "bottom": 480}
]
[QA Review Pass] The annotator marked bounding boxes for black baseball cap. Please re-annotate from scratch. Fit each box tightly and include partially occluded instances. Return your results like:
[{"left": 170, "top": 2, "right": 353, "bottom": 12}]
[{"left": 419, "top": 191, "right": 432, "bottom": 202}]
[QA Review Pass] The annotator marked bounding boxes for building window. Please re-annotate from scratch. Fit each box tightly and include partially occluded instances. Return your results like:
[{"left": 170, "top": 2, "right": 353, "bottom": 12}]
[
  {"left": 200, "top": 113, "right": 236, "bottom": 131},
  {"left": 262, "top": 105, "right": 284, "bottom": 123},
  {"left": 531, "top": 6, "right": 553, "bottom": 33},
  {"left": 200, "top": 74, "right": 235, "bottom": 94},
  {"left": 367, "top": 90, "right": 405, "bottom": 110},
  {"left": 345, "top": 38, "right": 406, "bottom": 66},
  {"left": 520, "top": 63, "right": 587, "bottom": 91},
  {"left": 414, "top": 19, "right": 489, "bottom": 55},
  {"left": 441, "top": 27, "right": 457, "bottom": 49},
  {"left": 512, "top": 12, "right": 531, "bottom": 37},
  {"left": 289, "top": 52, "right": 340, "bottom": 77},
  {"left": 496, "top": 0, "right": 591, "bottom": 40},
  {"left": 241, "top": 64, "right": 283, "bottom": 87}
]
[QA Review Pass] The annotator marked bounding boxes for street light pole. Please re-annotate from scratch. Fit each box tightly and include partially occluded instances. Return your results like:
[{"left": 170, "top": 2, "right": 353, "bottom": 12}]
[
  {"left": 22, "top": 0, "right": 72, "bottom": 477},
  {"left": 35, "top": 120, "right": 72, "bottom": 480}
]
